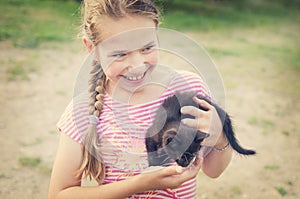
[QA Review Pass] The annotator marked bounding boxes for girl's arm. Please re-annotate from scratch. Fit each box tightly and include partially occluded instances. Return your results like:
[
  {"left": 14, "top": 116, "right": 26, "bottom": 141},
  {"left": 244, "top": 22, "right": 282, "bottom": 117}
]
[
  {"left": 48, "top": 132, "right": 202, "bottom": 199},
  {"left": 201, "top": 131, "right": 233, "bottom": 178},
  {"left": 181, "top": 97, "right": 233, "bottom": 179}
]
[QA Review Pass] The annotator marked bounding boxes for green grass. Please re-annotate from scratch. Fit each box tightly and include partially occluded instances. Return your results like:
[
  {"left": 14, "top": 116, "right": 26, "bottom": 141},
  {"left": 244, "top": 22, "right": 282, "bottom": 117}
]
[
  {"left": 39, "top": 164, "right": 52, "bottom": 175},
  {"left": 159, "top": 0, "right": 300, "bottom": 31},
  {"left": 286, "top": 180, "right": 293, "bottom": 186},
  {"left": 282, "top": 131, "right": 290, "bottom": 136},
  {"left": 158, "top": 0, "right": 300, "bottom": 74},
  {"left": 206, "top": 47, "right": 240, "bottom": 58},
  {"left": 264, "top": 164, "right": 280, "bottom": 170},
  {"left": 248, "top": 117, "right": 277, "bottom": 136},
  {"left": 6, "top": 55, "right": 39, "bottom": 81},
  {"left": 254, "top": 45, "right": 300, "bottom": 71},
  {"left": 20, "top": 137, "right": 43, "bottom": 147},
  {"left": 6, "top": 64, "right": 29, "bottom": 80},
  {"left": 230, "top": 186, "right": 242, "bottom": 196},
  {"left": 18, "top": 156, "right": 52, "bottom": 174},
  {"left": 0, "top": 0, "right": 81, "bottom": 48},
  {"left": 19, "top": 156, "right": 41, "bottom": 168},
  {"left": 0, "top": 173, "right": 7, "bottom": 179},
  {"left": 248, "top": 117, "right": 258, "bottom": 126},
  {"left": 1, "top": 0, "right": 299, "bottom": 51},
  {"left": 56, "top": 90, "right": 67, "bottom": 96},
  {"left": 261, "top": 119, "right": 275, "bottom": 129},
  {"left": 275, "top": 186, "right": 287, "bottom": 196}
]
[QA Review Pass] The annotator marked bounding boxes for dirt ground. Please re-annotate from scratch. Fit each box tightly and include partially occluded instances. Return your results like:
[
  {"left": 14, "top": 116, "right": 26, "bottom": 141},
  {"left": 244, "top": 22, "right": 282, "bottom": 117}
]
[{"left": 0, "top": 25, "right": 299, "bottom": 199}]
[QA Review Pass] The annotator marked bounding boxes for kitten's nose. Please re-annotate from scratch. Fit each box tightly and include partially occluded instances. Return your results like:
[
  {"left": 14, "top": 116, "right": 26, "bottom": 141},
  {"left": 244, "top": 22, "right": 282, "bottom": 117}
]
[
  {"left": 176, "top": 157, "right": 190, "bottom": 167},
  {"left": 176, "top": 152, "right": 196, "bottom": 167}
]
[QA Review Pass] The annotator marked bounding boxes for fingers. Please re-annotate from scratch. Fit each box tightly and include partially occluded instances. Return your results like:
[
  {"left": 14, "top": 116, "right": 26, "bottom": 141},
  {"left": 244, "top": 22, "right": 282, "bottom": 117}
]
[
  {"left": 194, "top": 153, "right": 204, "bottom": 167},
  {"left": 181, "top": 106, "right": 210, "bottom": 131},
  {"left": 160, "top": 165, "right": 183, "bottom": 176},
  {"left": 179, "top": 159, "right": 202, "bottom": 181},
  {"left": 181, "top": 106, "right": 204, "bottom": 117},
  {"left": 193, "top": 96, "right": 212, "bottom": 111},
  {"left": 180, "top": 97, "right": 213, "bottom": 117},
  {"left": 148, "top": 164, "right": 201, "bottom": 190},
  {"left": 181, "top": 118, "right": 201, "bottom": 129},
  {"left": 180, "top": 97, "right": 214, "bottom": 132}
]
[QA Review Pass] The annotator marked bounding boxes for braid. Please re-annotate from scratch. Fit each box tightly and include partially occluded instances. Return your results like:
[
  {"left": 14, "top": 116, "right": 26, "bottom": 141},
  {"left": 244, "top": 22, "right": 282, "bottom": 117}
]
[
  {"left": 77, "top": 0, "right": 160, "bottom": 182},
  {"left": 88, "top": 60, "right": 106, "bottom": 116},
  {"left": 77, "top": 60, "right": 107, "bottom": 182}
]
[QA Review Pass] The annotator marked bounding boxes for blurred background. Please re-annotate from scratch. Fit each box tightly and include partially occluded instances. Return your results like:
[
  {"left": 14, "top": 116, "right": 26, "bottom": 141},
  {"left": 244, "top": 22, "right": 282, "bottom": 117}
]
[{"left": 0, "top": 0, "right": 299, "bottom": 198}]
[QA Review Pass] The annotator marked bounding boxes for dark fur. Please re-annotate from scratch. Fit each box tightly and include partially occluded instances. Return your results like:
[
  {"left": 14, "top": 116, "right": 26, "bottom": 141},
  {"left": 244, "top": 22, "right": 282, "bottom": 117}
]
[{"left": 145, "top": 92, "right": 255, "bottom": 167}]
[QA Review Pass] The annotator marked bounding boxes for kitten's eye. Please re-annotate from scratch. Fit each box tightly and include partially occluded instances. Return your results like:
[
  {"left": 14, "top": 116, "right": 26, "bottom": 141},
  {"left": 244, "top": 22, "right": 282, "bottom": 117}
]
[
  {"left": 163, "top": 129, "right": 177, "bottom": 146},
  {"left": 194, "top": 137, "right": 203, "bottom": 143},
  {"left": 166, "top": 137, "right": 173, "bottom": 145}
]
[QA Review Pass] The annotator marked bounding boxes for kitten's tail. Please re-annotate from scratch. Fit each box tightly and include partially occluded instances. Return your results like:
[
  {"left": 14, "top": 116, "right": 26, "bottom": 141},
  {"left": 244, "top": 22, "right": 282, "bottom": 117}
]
[{"left": 223, "top": 115, "right": 256, "bottom": 155}]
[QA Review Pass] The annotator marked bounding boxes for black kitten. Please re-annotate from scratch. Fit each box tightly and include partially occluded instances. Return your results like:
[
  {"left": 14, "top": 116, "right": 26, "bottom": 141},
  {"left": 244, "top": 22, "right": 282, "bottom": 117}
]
[{"left": 145, "top": 92, "right": 256, "bottom": 167}]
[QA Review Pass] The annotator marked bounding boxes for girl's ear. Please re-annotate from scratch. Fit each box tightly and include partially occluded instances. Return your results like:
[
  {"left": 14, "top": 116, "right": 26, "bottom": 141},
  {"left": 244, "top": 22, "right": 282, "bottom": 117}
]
[{"left": 83, "top": 37, "right": 93, "bottom": 53}]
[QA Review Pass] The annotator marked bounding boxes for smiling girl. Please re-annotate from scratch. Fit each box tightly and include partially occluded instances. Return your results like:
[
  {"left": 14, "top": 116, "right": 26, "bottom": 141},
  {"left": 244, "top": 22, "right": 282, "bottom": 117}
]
[{"left": 48, "top": 1, "right": 232, "bottom": 198}]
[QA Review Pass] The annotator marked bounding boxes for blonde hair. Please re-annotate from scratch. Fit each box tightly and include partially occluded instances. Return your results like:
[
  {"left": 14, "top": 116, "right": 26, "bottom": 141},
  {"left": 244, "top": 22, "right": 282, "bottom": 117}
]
[{"left": 77, "top": 0, "right": 160, "bottom": 182}]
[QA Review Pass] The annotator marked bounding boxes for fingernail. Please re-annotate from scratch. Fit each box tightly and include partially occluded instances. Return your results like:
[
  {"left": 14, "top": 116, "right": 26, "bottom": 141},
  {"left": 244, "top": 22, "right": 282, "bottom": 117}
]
[
  {"left": 199, "top": 157, "right": 203, "bottom": 164},
  {"left": 180, "top": 107, "right": 185, "bottom": 113},
  {"left": 193, "top": 96, "right": 200, "bottom": 102}
]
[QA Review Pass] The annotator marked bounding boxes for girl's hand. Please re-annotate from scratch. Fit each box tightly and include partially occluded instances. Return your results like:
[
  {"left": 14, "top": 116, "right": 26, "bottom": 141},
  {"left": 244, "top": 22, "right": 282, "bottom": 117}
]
[
  {"left": 180, "top": 96, "right": 223, "bottom": 147},
  {"left": 140, "top": 156, "right": 203, "bottom": 191}
]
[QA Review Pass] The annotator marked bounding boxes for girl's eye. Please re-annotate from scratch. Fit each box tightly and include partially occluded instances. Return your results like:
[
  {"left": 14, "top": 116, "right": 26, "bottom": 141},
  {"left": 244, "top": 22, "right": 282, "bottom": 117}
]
[
  {"left": 112, "top": 53, "right": 127, "bottom": 58},
  {"left": 109, "top": 52, "right": 128, "bottom": 61},
  {"left": 141, "top": 45, "right": 155, "bottom": 54}
]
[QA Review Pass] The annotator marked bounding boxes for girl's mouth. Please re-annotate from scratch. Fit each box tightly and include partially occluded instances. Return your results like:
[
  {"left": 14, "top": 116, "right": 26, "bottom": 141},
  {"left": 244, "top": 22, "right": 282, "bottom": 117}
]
[
  {"left": 123, "top": 73, "right": 145, "bottom": 81},
  {"left": 121, "top": 69, "right": 149, "bottom": 84}
]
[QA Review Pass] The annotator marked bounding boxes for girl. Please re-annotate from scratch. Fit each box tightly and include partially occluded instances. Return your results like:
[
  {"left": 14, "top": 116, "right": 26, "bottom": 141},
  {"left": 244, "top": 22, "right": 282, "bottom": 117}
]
[{"left": 48, "top": 0, "right": 232, "bottom": 198}]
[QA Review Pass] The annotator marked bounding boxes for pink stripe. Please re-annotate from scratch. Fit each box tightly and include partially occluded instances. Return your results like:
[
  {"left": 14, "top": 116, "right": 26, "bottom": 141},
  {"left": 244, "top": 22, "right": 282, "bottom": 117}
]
[
  {"left": 176, "top": 186, "right": 196, "bottom": 196},
  {"left": 171, "top": 82, "right": 205, "bottom": 92},
  {"left": 62, "top": 123, "right": 76, "bottom": 135}
]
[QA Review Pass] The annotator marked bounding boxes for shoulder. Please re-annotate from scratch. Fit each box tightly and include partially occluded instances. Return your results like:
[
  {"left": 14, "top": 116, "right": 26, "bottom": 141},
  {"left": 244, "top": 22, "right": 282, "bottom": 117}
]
[
  {"left": 171, "top": 69, "right": 204, "bottom": 82},
  {"left": 169, "top": 70, "right": 210, "bottom": 97},
  {"left": 57, "top": 93, "right": 90, "bottom": 144}
]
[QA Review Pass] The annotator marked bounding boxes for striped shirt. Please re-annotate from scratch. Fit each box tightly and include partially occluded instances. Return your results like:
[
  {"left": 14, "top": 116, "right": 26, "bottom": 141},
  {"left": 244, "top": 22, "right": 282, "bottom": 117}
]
[{"left": 57, "top": 70, "right": 210, "bottom": 198}]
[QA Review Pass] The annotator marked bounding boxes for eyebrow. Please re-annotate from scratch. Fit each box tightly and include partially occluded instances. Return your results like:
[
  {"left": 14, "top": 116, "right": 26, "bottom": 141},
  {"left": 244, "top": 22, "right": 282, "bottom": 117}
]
[
  {"left": 143, "top": 41, "right": 156, "bottom": 47},
  {"left": 108, "top": 41, "right": 157, "bottom": 55}
]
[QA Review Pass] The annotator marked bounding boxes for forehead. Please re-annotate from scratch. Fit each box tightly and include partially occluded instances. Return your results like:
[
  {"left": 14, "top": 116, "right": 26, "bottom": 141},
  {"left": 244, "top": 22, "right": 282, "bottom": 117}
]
[
  {"left": 100, "top": 15, "right": 155, "bottom": 40},
  {"left": 97, "top": 15, "right": 157, "bottom": 51},
  {"left": 98, "top": 27, "right": 157, "bottom": 52}
]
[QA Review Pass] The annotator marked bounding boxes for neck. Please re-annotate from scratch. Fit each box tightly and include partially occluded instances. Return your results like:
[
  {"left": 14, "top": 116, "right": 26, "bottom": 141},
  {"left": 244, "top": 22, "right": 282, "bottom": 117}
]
[
  {"left": 107, "top": 83, "right": 165, "bottom": 105},
  {"left": 107, "top": 67, "right": 172, "bottom": 105}
]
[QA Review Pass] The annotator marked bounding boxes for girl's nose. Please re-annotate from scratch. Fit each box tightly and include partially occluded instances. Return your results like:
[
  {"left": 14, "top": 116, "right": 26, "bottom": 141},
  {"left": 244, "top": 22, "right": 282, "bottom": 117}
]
[{"left": 127, "top": 51, "right": 146, "bottom": 70}]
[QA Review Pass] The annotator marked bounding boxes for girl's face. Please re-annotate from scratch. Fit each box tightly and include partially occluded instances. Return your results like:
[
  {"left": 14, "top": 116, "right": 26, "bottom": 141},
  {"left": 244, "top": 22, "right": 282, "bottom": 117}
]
[{"left": 96, "top": 16, "right": 158, "bottom": 95}]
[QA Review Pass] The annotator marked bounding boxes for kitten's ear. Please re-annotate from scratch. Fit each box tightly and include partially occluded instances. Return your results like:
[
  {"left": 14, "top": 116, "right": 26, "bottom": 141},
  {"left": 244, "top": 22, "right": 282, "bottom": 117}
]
[{"left": 194, "top": 131, "right": 209, "bottom": 143}]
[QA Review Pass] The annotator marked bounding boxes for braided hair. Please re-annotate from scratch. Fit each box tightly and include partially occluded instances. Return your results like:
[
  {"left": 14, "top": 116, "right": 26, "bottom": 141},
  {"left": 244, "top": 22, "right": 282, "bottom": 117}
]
[{"left": 77, "top": 0, "right": 159, "bottom": 182}]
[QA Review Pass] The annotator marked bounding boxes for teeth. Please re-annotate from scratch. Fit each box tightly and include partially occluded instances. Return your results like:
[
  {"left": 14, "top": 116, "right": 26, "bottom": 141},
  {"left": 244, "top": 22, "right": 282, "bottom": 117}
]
[{"left": 124, "top": 74, "right": 144, "bottom": 81}]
